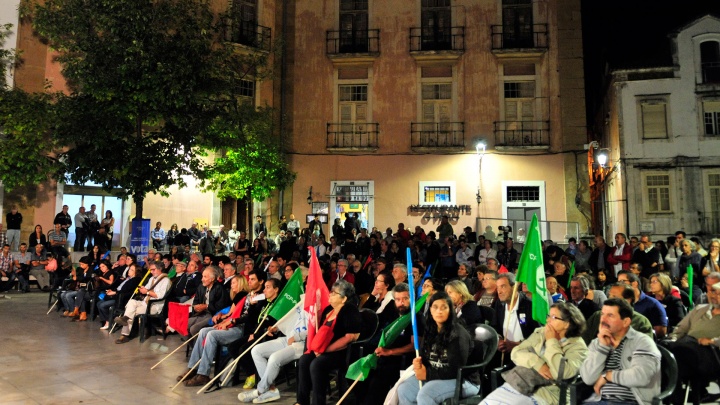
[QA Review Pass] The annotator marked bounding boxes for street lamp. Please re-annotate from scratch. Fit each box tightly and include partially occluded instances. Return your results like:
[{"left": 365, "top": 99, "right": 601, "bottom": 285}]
[
  {"left": 476, "top": 140, "right": 486, "bottom": 156},
  {"left": 596, "top": 149, "right": 609, "bottom": 168}
]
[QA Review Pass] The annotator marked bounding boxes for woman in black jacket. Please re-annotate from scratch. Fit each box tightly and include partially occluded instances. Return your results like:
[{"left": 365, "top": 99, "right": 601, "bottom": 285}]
[
  {"left": 397, "top": 292, "right": 480, "bottom": 405},
  {"left": 649, "top": 272, "right": 686, "bottom": 332}
]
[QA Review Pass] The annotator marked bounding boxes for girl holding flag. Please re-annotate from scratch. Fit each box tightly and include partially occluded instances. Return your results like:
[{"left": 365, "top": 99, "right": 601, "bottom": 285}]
[{"left": 397, "top": 291, "right": 480, "bottom": 405}]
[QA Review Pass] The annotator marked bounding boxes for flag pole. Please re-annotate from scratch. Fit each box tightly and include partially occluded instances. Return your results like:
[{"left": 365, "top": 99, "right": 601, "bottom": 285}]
[
  {"left": 336, "top": 375, "right": 362, "bottom": 405},
  {"left": 502, "top": 282, "right": 520, "bottom": 367},
  {"left": 171, "top": 359, "right": 200, "bottom": 391},
  {"left": 196, "top": 301, "right": 302, "bottom": 394},
  {"left": 46, "top": 299, "right": 59, "bottom": 315},
  {"left": 110, "top": 269, "right": 152, "bottom": 333},
  {"left": 151, "top": 331, "right": 199, "bottom": 370},
  {"left": 406, "top": 248, "right": 422, "bottom": 389}
]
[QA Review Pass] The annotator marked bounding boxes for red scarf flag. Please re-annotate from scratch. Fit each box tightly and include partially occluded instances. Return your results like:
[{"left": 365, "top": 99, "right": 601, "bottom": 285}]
[
  {"left": 304, "top": 247, "right": 330, "bottom": 352},
  {"left": 168, "top": 302, "right": 190, "bottom": 336},
  {"left": 499, "top": 264, "right": 509, "bottom": 274}
]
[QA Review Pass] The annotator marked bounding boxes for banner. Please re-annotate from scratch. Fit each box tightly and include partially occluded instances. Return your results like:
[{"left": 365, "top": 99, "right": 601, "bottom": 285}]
[
  {"left": 515, "top": 213, "right": 549, "bottom": 325},
  {"left": 130, "top": 219, "right": 151, "bottom": 265}
]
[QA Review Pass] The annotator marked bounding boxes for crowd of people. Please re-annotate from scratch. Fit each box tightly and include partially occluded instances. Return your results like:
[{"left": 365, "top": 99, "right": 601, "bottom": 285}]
[{"left": 2, "top": 208, "right": 720, "bottom": 405}]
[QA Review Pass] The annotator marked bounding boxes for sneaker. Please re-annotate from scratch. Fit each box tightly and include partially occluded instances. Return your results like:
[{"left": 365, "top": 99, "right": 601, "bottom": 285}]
[
  {"left": 100, "top": 323, "right": 109, "bottom": 330},
  {"left": 238, "top": 389, "right": 259, "bottom": 403},
  {"left": 252, "top": 389, "right": 280, "bottom": 404},
  {"left": 243, "top": 374, "right": 256, "bottom": 389}
]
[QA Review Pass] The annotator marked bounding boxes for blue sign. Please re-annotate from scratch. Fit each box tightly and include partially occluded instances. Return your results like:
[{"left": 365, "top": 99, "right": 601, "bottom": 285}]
[{"left": 130, "top": 219, "right": 151, "bottom": 265}]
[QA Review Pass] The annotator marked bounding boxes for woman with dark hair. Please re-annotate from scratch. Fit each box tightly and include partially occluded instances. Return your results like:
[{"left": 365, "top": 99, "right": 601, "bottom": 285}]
[
  {"left": 397, "top": 291, "right": 480, "bottom": 405},
  {"left": 100, "top": 210, "right": 115, "bottom": 246},
  {"left": 97, "top": 263, "right": 142, "bottom": 330},
  {"left": 649, "top": 273, "right": 685, "bottom": 332},
  {"left": 85, "top": 245, "right": 104, "bottom": 270},
  {"left": 167, "top": 223, "right": 179, "bottom": 248},
  {"left": 480, "top": 302, "right": 588, "bottom": 405},
  {"left": 28, "top": 224, "right": 46, "bottom": 250},
  {"left": 297, "top": 280, "right": 361, "bottom": 405}
]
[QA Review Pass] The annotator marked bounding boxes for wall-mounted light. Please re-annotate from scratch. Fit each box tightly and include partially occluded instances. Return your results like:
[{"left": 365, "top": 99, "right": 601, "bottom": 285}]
[
  {"left": 596, "top": 148, "right": 610, "bottom": 168},
  {"left": 475, "top": 190, "right": 482, "bottom": 204},
  {"left": 476, "top": 140, "right": 486, "bottom": 157},
  {"left": 307, "top": 186, "right": 313, "bottom": 205}
]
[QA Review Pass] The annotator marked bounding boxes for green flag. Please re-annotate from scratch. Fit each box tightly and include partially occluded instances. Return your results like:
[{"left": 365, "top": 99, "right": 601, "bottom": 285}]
[
  {"left": 515, "top": 214, "right": 549, "bottom": 325},
  {"left": 345, "top": 353, "right": 378, "bottom": 381},
  {"left": 345, "top": 293, "right": 427, "bottom": 380},
  {"left": 687, "top": 265, "right": 694, "bottom": 309},
  {"left": 268, "top": 269, "right": 305, "bottom": 320},
  {"left": 567, "top": 260, "right": 576, "bottom": 289},
  {"left": 378, "top": 293, "right": 428, "bottom": 348}
]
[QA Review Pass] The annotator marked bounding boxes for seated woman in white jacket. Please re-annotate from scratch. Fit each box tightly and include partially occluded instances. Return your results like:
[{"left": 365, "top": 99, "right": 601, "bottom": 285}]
[{"left": 481, "top": 301, "right": 588, "bottom": 405}]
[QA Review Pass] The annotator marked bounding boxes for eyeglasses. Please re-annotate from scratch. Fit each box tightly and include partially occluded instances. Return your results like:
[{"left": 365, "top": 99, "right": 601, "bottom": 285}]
[
  {"left": 546, "top": 314, "right": 566, "bottom": 321},
  {"left": 329, "top": 291, "right": 342, "bottom": 296}
]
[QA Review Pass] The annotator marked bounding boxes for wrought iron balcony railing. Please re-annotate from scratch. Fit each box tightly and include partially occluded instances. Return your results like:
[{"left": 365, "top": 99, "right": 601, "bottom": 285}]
[
  {"left": 491, "top": 24, "right": 548, "bottom": 50},
  {"left": 494, "top": 120, "right": 550, "bottom": 148},
  {"left": 226, "top": 20, "right": 272, "bottom": 51},
  {"left": 410, "top": 122, "right": 464, "bottom": 148},
  {"left": 326, "top": 29, "right": 380, "bottom": 55},
  {"left": 326, "top": 123, "right": 379, "bottom": 149},
  {"left": 409, "top": 26, "right": 464, "bottom": 52}
]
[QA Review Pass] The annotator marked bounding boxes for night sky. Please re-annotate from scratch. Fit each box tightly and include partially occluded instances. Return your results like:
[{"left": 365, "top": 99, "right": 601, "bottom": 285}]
[{"left": 581, "top": 0, "right": 720, "bottom": 128}]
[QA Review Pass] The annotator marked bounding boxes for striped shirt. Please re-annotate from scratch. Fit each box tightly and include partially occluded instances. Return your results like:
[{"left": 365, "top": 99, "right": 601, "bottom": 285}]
[{"left": 601, "top": 337, "right": 636, "bottom": 402}]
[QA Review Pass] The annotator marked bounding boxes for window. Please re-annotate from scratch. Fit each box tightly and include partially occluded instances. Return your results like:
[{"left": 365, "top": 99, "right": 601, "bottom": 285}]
[
  {"left": 703, "top": 101, "right": 720, "bottom": 136},
  {"left": 709, "top": 173, "right": 720, "bottom": 210},
  {"left": 506, "top": 186, "right": 540, "bottom": 202},
  {"left": 422, "top": 83, "right": 452, "bottom": 125},
  {"left": 700, "top": 41, "right": 720, "bottom": 83},
  {"left": 644, "top": 173, "right": 671, "bottom": 213},
  {"left": 640, "top": 101, "right": 668, "bottom": 139},
  {"left": 339, "top": 84, "right": 368, "bottom": 130},
  {"left": 418, "top": 181, "right": 456, "bottom": 205},
  {"left": 504, "top": 81, "right": 535, "bottom": 121},
  {"left": 421, "top": 0, "right": 451, "bottom": 50},
  {"left": 339, "top": 0, "right": 368, "bottom": 53},
  {"left": 502, "top": 0, "right": 533, "bottom": 48},
  {"left": 229, "top": 0, "right": 258, "bottom": 46},
  {"left": 238, "top": 79, "right": 255, "bottom": 102}
]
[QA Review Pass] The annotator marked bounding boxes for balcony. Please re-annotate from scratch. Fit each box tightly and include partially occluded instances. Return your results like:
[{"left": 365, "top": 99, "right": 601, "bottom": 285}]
[
  {"left": 410, "top": 122, "right": 464, "bottom": 151},
  {"left": 327, "top": 29, "right": 380, "bottom": 56},
  {"left": 409, "top": 26, "right": 464, "bottom": 63},
  {"left": 326, "top": 123, "right": 379, "bottom": 151},
  {"left": 226, "top": 20, "right": 272, "bottom": 51},
  {"left": 494, "top": 120, "right": 550, "bottom": 150},
  {"left": 491, "top": 24, "right": 548, "bottom": 60}
]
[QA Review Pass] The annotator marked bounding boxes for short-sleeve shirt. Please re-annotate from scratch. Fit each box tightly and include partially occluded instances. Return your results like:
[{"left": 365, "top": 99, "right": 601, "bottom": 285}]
[
  {"left": 321, "top": 304, "right": 362, "bottom": 345},
  {"left": 31, "top": 251, "right": 47, "bottom": 270},
  {"left": 634, "top": 292, "right": 668, "bottom": 327},
  {"left": 48, "top": 230, "right": 66, "bottom": 244}
]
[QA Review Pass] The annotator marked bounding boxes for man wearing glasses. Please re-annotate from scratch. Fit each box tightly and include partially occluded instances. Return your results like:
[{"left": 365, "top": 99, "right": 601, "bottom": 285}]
[
  {"left": 617, "top": 270, "right": 667, "bottom": 339},
  {"left": 666, "top": 272, "right": 720, "bottom": 405}
]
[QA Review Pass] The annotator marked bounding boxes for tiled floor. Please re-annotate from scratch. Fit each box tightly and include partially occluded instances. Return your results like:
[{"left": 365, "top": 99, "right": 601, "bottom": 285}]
[{"left": 0, "top": 291, "right": 299, "bottom": 405}]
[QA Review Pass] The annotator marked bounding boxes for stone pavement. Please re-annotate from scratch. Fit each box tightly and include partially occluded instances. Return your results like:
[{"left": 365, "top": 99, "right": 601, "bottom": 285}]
[{"left": 0, "top": 291, "right": 300, "bottom": 405}]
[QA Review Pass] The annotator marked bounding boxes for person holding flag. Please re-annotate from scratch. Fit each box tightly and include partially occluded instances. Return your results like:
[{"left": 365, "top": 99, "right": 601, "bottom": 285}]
[
  {"left": 354, "top": 283, "right": 425, "bottom": 405},
  {"left": 239, "top": 269, "right": 307, "bottom": 404},
  {"left": 396, "top": 292, "right": 480, "bottom": 405},
  {"left": 297, "top": 280, "right": 361, "bottom": 405}
]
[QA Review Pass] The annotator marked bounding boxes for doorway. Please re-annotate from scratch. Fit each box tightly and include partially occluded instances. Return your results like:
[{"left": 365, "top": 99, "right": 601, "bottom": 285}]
[{"left": 329, "top": 181, "right": 374, "bottom": 233}]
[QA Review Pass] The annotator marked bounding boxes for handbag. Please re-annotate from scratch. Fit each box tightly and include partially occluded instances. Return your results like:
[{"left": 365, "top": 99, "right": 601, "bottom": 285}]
[
  {"left": 501, "top": 366, "right": 552, "bottom": 396},
  {"left": 307, "top": 311, "right": 338, "bottom": 354}
]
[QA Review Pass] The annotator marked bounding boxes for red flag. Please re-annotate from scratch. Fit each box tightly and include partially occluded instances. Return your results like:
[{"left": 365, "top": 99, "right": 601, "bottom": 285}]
[
  {"left": 304, "top": 247, "right": 329, "bottom": 353},
  {"left": 499, "top": 264, "right": 509, "bottom": 274},
  {"left": 168, "top": 302, "right": 190, "bottom": 336},
  {"left": 361, "top": 253, "right": 373, "bottom": 270}
]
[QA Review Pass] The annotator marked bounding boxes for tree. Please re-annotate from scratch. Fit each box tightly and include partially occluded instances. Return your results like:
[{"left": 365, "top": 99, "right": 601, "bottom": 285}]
[
  {"left": 201, "top": 104, "right": 296, "bottom": 201},
  {"left": 18, "top": 0, "right": 288, "bottom": 218},
  {"left": 0, "top": 24, "right": 64, "bottom": 191}
]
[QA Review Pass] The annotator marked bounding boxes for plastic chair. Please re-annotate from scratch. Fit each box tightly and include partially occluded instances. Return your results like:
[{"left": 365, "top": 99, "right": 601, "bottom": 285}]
[{"left": 442, "top": 323, "right": 499, "bottom": 405}]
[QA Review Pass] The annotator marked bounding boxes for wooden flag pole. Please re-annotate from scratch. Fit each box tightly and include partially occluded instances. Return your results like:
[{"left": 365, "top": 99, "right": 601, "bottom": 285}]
[
  {"left": 171, "top": 359, "right": 200, "bottom": 391},
  {"left": 336, "top": 375, "right": 362, "bottom": 405},
  {"left": 151, "top": 332, "right": 199, "bottom": 370},
  {"left": 501, "top": 282, "right": 520, "bottom": 367}
]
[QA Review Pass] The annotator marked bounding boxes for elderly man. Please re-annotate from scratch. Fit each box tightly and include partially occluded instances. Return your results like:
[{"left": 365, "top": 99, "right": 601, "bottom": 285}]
[
  {"left": 266, "top": 259, "right": 282, "bottom": 282},
  {"left": 29, "top": 243, "right": 51, "bottom": 291},
  {"left": 391, "top": 263, "right": 408, "bottom": 286},
  {"left": 667, "top": 272, "right": 720, "bottom": 405},
  {"left": 115, "top": 262, "right": 171, "bottom": 343},
  {"left": 329, "top": 259, "right": 354, "bottom": 286},
  {"left": 582, "top": 282, "right": 653, "bottom": 345},
  {"left": 618, "top": 270, "right": 668, "bottom": 339},
  {"left": 580, "top": 298, "right": 661, "bottom": 405},
  {"left": 222, "top": 262, "right": 237, "bottom": 292},
  {"left": 186, "top": 266, "right": 230, "bottom": 337},
  {"left": 569, "top": 276, "right": 599, "bottom": 320}
]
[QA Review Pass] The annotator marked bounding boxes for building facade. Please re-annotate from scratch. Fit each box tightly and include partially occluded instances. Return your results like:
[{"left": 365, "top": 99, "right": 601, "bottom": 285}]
[
  {"left": 283, "top": 0, "right": 588, "bottom": 241},
  {"left": 594, "top": 15, "right": 720, "bottom": 239}
]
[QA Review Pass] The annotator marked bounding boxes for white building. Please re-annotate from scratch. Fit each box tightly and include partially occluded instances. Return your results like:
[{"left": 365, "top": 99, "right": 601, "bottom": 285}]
[{"left": 597, "top": 15, "right": 720, "bottom": 239}]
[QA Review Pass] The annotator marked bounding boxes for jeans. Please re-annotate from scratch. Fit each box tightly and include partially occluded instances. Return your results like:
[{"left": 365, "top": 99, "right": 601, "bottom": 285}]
[
  {"left": 97, "top": 298, "right": 115, "bottom": 322},
  {"left": 61, "top": 291, "right": 78, "bottom": 311},
  {"left": 251, "top": 336, "right": 304, "bottom": 393},
  {"left": 6, "top": 229, "right": 20, "bottom": 251},
  {"left": 398, "top": 375, "right": 479, "bottom": 405},
  {"left": 188, "top": 326, "right": 244, "bottom": 376}
]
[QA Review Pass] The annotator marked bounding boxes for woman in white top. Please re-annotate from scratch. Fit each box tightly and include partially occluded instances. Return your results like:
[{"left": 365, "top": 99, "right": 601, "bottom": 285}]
[{"left": 476, "top": 239, "right": 497, "bottom": 266}]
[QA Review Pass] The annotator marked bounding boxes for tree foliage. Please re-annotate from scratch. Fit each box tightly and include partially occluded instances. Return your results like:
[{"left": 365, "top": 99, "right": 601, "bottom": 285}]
[{"left": 11, "top": 0, "right": 292, "bottom": 217}]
